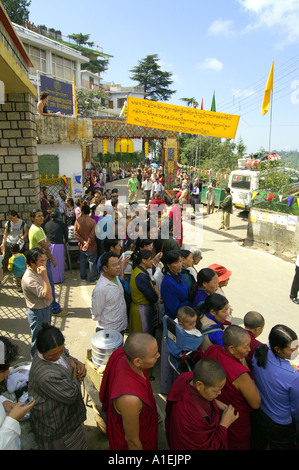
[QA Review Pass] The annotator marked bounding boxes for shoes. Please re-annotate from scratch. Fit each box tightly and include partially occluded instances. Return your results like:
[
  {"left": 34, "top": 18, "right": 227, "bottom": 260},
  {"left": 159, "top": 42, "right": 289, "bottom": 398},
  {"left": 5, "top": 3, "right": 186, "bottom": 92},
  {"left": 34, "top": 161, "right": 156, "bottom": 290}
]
[
  {"left": 218, "top": 227, "right": 224, "bottom": 230},
  {"left": 53, "top": 310, "right": 68, "bottom": 317},
  {"left": 224, "top": 227, "right": 230, "bottom": 231},
  {"left": 290, "top": 297, "right": 299, "bottom": 305}
]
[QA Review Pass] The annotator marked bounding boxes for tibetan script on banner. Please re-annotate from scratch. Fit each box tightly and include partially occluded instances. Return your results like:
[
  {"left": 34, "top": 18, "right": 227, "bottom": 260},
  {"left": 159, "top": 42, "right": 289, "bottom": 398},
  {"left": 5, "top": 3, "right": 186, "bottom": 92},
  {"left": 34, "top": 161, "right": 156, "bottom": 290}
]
[{"left": 127, "top": 97, "right": 240, "bottom": 139}]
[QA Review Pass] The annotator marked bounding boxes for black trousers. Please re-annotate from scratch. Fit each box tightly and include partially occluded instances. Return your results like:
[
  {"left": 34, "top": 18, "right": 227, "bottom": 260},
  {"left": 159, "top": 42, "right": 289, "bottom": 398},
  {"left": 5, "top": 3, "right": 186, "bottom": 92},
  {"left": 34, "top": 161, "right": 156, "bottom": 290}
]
[
  {"left": 290, "top": 265, "right": 299, "bottom": 298},
  {"left": 251, "top": 408, "right": 296, "bottom": 450}
]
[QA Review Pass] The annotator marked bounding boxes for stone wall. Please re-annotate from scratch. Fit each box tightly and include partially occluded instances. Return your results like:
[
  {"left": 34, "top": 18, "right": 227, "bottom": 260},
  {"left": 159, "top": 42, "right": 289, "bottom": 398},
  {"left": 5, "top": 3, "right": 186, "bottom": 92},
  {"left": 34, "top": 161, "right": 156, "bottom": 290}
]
[
  {"left": 247, "top": 207, "right": 299, "bottom": 258},
  {"left": 0, "top": 93, "right": 39, "bottom": 230}
]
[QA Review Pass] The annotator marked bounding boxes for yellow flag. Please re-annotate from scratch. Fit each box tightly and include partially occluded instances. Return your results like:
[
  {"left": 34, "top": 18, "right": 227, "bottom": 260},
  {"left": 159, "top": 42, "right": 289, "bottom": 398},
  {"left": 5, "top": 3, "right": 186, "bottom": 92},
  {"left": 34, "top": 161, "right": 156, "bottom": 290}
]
[
  {"left": 73, "top": 76, "right": 78, "bottom": 117},
  {"left": 261, "top": 62, "right": 274, "bottom": 115}
]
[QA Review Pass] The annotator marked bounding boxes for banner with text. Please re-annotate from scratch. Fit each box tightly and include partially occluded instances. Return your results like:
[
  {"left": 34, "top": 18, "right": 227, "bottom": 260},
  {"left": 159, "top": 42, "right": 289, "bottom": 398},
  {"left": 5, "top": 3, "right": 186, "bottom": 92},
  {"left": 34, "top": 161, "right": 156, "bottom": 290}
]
[
  {"left": 127, "top": 96, "right": 240, "bottom": 139},
  {"left": 40, "top": 75, "right": 73, "bottom": 115}
]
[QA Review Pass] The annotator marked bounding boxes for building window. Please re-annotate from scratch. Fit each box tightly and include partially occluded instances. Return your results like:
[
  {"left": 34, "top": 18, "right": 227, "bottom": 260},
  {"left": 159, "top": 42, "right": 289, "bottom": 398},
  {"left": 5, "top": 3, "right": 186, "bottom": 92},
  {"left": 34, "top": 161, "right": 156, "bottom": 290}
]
[
  {"left": 25, "top": 44, "right": 47, "bottom": 73},
  {"left": 117, "top": 98, "right": 126, "bottom": 109},
  {"left": 52, "top": 54, "right": 76, "bottom": 82}
]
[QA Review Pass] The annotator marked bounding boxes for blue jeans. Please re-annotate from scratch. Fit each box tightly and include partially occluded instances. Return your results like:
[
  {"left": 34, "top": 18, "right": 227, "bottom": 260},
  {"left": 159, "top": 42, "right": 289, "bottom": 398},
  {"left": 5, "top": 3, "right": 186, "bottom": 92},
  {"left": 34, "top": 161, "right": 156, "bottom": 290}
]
[
  {"left": 27, "top": 306, "right": 52, "bottom": 359},
  {"left": 46, "top": 259, "right": 62, "bottom": 314},
  {"left": 80, "top": 250, "right": 98, "bottom": 282}
]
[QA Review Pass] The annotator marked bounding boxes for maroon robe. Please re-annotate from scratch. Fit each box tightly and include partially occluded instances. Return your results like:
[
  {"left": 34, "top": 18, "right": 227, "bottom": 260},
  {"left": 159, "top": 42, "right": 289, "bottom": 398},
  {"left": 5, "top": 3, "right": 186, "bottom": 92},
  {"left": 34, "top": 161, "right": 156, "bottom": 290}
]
[
  {"left": 99, "top": 348, "right": 158, "bottom": 450},
  {"left": 165, "top": 372, "right": 228, "bottom": 450},
  {"left": 245, "top": 330, "right": 262, "bottom": 370},
  {"left": 203, "top": 344, "right": 254, "bottom": 450}
]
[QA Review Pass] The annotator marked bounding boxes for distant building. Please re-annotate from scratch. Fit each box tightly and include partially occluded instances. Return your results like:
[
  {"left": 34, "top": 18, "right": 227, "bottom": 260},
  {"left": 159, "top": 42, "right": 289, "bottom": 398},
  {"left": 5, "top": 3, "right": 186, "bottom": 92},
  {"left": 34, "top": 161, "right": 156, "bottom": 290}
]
[{"left": 13, "top": 23, "right": 89, "bottom": 91}]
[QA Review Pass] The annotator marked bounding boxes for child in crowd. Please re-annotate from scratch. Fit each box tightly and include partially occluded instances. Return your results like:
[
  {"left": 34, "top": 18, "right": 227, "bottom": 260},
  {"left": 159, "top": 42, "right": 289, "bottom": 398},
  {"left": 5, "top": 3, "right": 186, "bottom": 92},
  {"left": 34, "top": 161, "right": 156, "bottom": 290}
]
[
  {"left": 8, "top": 243, "right": 26, "bottom": 292},
  {"left": 176, "top": 306, "right": 202, "bottom": 338}
]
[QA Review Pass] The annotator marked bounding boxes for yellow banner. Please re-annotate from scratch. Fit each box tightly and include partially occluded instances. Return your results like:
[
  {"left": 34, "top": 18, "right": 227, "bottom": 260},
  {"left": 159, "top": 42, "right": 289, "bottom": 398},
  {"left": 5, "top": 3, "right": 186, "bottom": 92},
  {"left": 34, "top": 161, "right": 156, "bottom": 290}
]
[{"left": 127, "top": 96, "right": 240, "bottom": 139}]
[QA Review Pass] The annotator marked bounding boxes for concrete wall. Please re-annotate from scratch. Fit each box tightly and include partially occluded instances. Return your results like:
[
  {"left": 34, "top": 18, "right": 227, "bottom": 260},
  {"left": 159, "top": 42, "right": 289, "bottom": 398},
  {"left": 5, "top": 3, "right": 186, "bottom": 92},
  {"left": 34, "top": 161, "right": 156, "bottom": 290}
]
[
  {"left": 0, "top": 93, "right": 39, "bottom": 229},
  {"left": 35, "top": 115, "right": 93, "bottom": 146},
  {"left": 247, "top": 207, "right": 299, "bottom": 257},
  {"left": 37, "top": 143, "right": 83, "bottom": 197}
]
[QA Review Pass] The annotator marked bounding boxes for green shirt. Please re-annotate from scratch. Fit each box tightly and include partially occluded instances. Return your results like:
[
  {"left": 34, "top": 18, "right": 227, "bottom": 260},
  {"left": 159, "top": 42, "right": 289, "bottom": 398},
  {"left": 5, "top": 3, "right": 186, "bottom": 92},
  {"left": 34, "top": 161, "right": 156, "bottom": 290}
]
[
  {"left": 128, "top": 178, "right": 138, "bottom": 192},
  {"left": 29, "top": 224, "right": 47, "bottom": 249}
]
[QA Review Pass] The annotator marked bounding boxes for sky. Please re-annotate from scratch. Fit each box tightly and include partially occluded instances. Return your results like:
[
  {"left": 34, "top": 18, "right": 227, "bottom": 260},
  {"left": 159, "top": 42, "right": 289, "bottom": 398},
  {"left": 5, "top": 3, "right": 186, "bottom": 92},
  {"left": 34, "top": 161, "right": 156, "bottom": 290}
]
[{"left": 27, "top": 0, "right": 299, "bottom": 155}]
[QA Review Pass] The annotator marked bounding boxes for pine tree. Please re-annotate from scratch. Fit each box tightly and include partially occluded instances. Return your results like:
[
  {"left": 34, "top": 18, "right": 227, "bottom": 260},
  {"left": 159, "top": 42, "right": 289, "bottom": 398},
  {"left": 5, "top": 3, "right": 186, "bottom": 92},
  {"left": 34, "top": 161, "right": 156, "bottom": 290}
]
[
  {"left": 129, "top": 54, "right": 176, "bottom": 102},
  {"left": 2, "top": 0, "right": 31, "bottom": 25}
]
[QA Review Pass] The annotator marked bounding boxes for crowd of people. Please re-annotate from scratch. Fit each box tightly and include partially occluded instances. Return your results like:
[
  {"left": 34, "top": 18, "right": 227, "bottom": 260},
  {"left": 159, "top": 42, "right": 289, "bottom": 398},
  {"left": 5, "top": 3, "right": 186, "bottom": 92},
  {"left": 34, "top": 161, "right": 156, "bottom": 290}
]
[{"left": 1, "top": 163, "right": 299, "bottom": 451}]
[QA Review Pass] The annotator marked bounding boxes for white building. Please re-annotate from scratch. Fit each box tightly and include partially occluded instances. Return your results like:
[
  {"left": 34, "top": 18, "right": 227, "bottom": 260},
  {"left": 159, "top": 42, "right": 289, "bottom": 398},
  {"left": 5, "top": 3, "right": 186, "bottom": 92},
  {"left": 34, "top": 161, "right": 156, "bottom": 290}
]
[{"left": 13, "top": 23, "right": 89, "bottom": 93}]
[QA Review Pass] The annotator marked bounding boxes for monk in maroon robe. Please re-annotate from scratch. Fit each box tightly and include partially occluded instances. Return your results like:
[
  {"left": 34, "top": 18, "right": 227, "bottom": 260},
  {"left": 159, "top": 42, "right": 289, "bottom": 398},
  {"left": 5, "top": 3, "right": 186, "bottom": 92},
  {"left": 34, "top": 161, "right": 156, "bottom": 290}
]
[
  {"left": 243, "top": 311, "right": 265, "bottom": 370},
  {"left": 99, "top": 332, "right": 159, "bottom": 450},
  {"left": 203, "top": 325, "right": 261, "bottom": 450},
  {"left": 166, "top": 358, "right": 239, "bottom": 450}
]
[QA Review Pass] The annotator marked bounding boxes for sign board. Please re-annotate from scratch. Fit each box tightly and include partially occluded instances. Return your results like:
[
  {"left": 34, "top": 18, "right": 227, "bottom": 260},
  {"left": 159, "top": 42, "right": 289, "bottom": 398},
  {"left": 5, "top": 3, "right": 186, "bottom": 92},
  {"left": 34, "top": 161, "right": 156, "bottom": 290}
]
[
  {"left": 40, "top": 75, "right": 73, "bottom": 115},
  {"left": 127, "top": 96, "right": 240, "bottom": 139}
]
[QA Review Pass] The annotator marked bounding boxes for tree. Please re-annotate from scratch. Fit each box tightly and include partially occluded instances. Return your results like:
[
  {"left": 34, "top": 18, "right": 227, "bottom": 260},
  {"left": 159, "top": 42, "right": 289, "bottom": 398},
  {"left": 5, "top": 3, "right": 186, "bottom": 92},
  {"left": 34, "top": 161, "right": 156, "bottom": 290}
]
[
  {"left": 76, "top": 88, "right": 108, "bottom": 116},
  {"left": 68, "top": 33, "right": 90, "bottom": 46},
  {"left": 180, "top": 97, "right": 199, "bottom": 108},
  {"left": 67, "top": 33, "right": 109, "bottom": 75},
  {"left": 2, "top": 0, "right": 31, "bottom": 25},
  {"left": 129, "top": 54, "right": 176, "bottom": 102}
]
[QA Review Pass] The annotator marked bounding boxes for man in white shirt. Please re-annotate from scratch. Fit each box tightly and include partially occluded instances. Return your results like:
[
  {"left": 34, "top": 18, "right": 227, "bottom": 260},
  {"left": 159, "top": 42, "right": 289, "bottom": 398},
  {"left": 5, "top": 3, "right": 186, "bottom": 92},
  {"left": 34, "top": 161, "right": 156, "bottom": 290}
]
[
  {"left": 141, "top": 174, "right": 153, "bottom": 206},
  {"left": 91, "top": 252, "right": 127, "bottom": 334},
  {"left": 152, "top": 180, "right": 164, "bottom": 198}
]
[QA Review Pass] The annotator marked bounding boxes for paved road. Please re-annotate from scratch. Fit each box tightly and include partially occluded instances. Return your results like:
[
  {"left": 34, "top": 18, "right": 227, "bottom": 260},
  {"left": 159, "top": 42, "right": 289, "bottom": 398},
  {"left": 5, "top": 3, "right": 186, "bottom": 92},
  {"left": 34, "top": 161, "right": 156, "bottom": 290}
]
[{"left": 1, "top": 176, "right": 299, "bottom": 450}]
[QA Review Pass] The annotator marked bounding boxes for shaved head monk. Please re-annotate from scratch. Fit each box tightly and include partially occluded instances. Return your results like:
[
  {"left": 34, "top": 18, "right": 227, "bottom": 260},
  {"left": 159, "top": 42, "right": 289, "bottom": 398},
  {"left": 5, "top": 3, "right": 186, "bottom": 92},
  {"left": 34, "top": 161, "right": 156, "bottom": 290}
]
[
  {"left": 166, "top": 358, "right": 239, "bottom": 450},
  {"left": 203, "top": 325, "right": 261, "bottom": 450},
  {"left": 100, "top": 332, "right": 160, "bottom": 450}
]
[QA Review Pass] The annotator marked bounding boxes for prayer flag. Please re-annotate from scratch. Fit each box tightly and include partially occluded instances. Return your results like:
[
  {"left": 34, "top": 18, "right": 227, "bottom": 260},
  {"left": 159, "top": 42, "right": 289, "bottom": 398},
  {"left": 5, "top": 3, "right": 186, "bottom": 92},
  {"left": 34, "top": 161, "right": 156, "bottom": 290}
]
[
  {"left": 211, "top": 91, "right": 216, "bottom": 112},
  {"left": 201, "top": 98, "right": 203, "bottom": 110},
  {"left": 261, "top": 62, "right": 274, "bottom": 115},
  {"left": 288, "top": 196, "right": 294, "bottom": 207}
]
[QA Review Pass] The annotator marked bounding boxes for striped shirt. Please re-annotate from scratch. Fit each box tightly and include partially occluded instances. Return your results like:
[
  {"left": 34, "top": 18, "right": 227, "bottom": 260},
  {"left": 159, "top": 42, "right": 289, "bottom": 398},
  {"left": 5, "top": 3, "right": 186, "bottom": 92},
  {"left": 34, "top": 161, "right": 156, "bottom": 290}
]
[{"left": 28, "top": 352, "right": 86, "bottom": 443}]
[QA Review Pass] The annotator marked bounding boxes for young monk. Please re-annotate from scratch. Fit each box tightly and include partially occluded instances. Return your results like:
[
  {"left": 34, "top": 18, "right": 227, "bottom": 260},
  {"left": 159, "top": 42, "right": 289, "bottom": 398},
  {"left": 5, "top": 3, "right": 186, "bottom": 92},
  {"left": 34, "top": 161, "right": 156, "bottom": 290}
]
[
  {"left": 165, "top": 358, "right": 239, "bottom": 450},
  {"left": 243, "top": 311, "right": 265, "bottom": 370},
  {"left": 99, "top": 332, "right": 159, "bottom": 450},
  {"left": 203, "top": 325, "right": 261, "bottom": 450}
]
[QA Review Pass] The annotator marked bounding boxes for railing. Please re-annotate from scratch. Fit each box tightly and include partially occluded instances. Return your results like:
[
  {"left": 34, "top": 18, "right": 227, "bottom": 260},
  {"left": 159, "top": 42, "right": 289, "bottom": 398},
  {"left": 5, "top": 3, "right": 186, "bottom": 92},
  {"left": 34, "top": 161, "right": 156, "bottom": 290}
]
[{"left": 39, "top": 175, "right": 72, "bottom": 197}]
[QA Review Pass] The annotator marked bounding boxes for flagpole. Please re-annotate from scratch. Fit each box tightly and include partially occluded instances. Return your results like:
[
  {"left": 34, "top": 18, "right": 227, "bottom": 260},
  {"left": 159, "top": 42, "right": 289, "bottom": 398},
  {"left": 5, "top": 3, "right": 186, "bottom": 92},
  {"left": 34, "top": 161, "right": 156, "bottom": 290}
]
[{"left": 268, "top": 89, "right": 273, "bottom": 153}]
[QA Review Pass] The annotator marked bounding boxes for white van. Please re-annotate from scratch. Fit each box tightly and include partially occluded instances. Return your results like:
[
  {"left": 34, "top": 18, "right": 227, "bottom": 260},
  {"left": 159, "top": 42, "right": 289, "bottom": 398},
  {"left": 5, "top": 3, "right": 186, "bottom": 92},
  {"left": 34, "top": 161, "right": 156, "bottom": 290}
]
[{"left": 228, "top": 166, "right": 259, "bottom": 210}]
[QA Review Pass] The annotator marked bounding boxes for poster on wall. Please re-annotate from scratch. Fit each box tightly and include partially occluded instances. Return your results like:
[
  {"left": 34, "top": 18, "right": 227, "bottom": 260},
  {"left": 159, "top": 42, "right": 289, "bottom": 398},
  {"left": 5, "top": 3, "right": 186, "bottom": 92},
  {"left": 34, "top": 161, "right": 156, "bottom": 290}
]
[
  {"left": 287, "top": 215, "right": 297, "bottom": 232},
  {"left": 40, "top": 75, "right": 73, "bottom": 115}
]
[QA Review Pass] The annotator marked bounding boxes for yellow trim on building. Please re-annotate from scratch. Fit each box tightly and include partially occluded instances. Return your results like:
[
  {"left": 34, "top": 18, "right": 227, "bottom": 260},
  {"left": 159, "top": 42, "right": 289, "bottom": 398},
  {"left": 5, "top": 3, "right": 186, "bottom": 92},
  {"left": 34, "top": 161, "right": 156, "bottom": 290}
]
[{"left": 0, "top": 41, "right": 37, "bottom": 96}]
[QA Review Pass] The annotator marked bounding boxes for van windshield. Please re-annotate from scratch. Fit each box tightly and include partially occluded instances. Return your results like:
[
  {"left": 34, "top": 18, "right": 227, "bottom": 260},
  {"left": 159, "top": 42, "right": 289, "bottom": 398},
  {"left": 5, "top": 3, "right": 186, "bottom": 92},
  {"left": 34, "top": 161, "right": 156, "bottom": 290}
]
[{"left": 231, "top": 175, "right": 251, "bottom": 190}]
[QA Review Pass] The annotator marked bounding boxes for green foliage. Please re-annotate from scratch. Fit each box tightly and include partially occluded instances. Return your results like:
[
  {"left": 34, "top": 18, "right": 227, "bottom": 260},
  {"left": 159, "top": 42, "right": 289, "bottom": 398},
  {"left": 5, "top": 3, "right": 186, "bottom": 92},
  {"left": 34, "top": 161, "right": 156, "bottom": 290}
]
[
  {"left": 2, "top": 0, "right": 31, "bottom": 24},
  {"left": 180, "top": 97, "right": 199, "bottom": 108},
  {"left": 67, "top": 33, "right": 109, "bottom": 74},
  {"left": 68, "top": 33, "right": 90, "bottom": 45},
  {"left": 277, "top": 149, "right": 299, "bottom": 169},
  {"left": 129, "top": 54, "right": 176, "bottom": 102},
  {"left": 258, "top": 161, "right": 294, "bottom": 194},
  {"left": 179, "top": 134, "right": 245, "bottom": 174},
  {"left": 76, "top": 88, "right": 108, "bottom": 116},
  {"left": 95, "top": 151, "right": 145, "bottom": 166}
]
